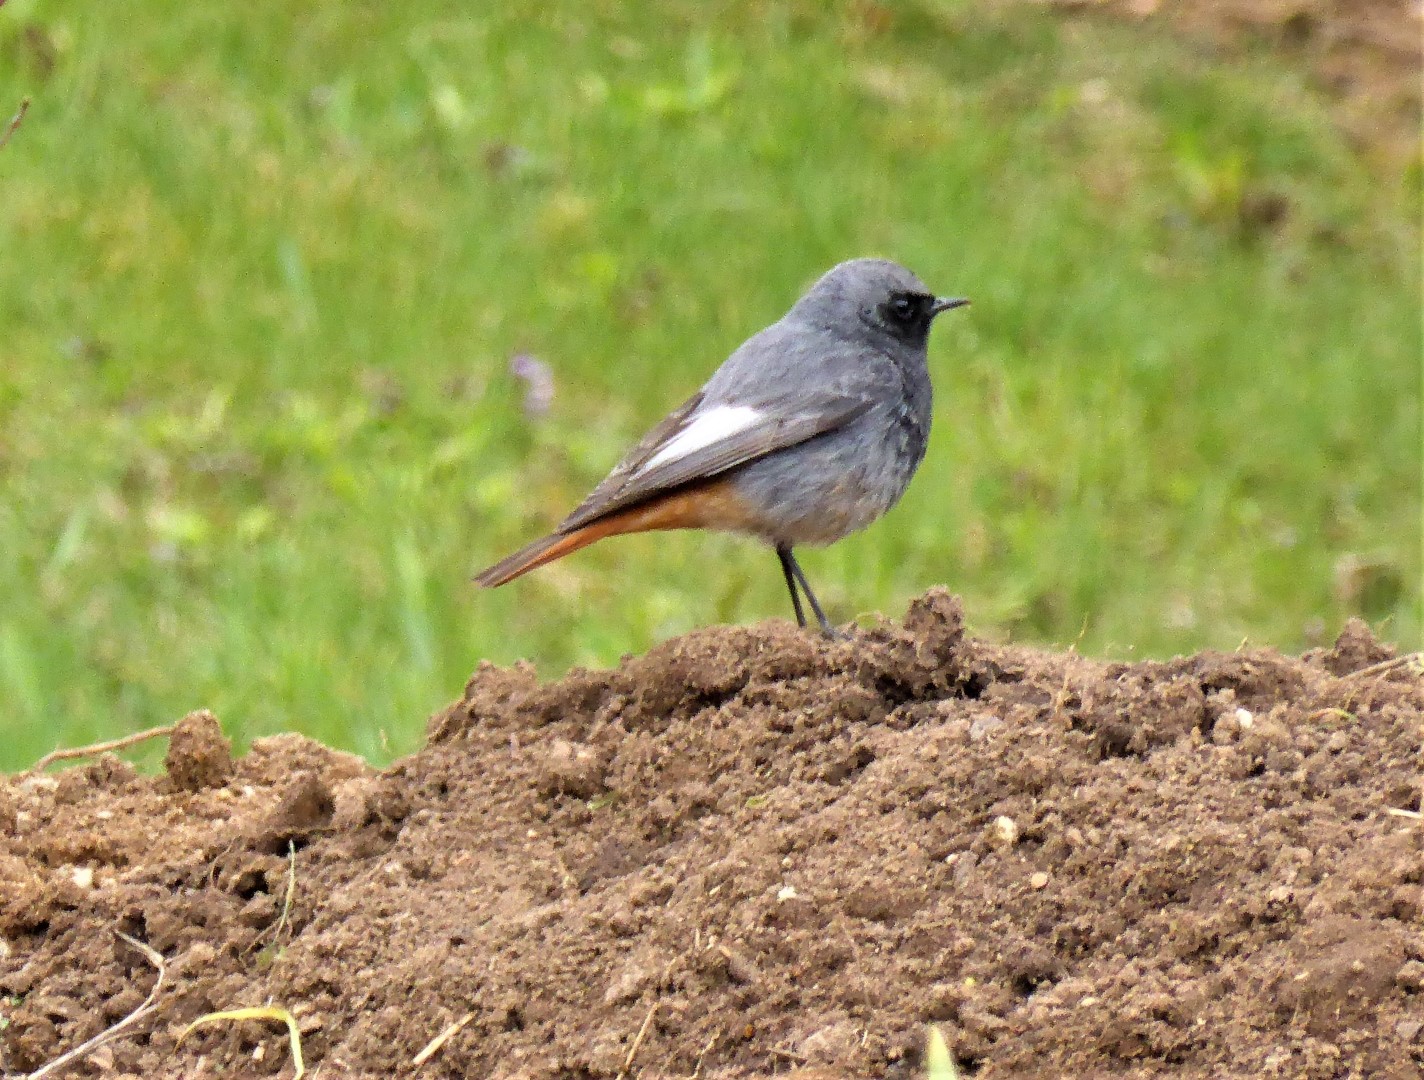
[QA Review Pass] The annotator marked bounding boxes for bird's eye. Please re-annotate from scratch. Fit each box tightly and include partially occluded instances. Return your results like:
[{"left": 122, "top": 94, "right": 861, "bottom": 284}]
[{"left": 890, "top": 296, "right": 916, "bottom": 321}]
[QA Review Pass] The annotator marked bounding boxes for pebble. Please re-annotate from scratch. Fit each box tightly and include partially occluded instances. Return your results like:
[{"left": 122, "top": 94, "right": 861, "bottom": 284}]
[
  {"left": 969, "top": 715, "right": 1005, "bottom": 742},
  {"left": 991, "top": 815, "right": 1019, "bottom": 846}
]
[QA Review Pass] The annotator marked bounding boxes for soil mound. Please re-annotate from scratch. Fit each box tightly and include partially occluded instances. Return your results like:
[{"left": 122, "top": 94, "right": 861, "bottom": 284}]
[{"left": 3, "top": 591, "right": 1421, "bottom": 1078}]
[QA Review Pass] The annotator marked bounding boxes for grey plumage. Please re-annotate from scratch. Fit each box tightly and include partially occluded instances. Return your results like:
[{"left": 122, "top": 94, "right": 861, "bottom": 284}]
[
  {"left": 477, "top": 257, "right": 967, "bottom": 633},
  {"left": 710, "top": 259, "right": 944, "bottom": 546},
  {"left": 562, "top": 259, "right": 951, "bottom": 542}
]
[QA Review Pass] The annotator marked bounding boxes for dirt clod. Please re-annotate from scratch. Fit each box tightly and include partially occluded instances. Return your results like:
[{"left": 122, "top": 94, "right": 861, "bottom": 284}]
[
  {"left": 1322, "top": 615, "right": 1399, "bottom": 676},
  {"left": 163, "top": 709, "right": 233, "bottom": 792},
  {"left": 535, "top": 739, "right": 607, "bottom": 799}
]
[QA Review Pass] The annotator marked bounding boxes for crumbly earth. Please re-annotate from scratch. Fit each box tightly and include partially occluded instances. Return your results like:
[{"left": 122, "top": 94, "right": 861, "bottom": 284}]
[
  {"left": 2, "top": 590, "right": 1421, "bottom": 1079},
  {"left": 1043, "top": 0, "right": 1421, "bottom": 160}
]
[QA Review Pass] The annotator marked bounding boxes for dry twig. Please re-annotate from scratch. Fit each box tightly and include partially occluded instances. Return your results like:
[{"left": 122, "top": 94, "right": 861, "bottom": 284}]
[
  {"left": 0, "top": 97, "right": 29, "bottom": 151},
  {"left": 615, "top": 1002, "right": 659, "bottom": 1080},
  {"left": 1338, "top": 652, "right": 1423, "bottom": 682},
  {"left": 690, "top": 1031, "right": 718, "bottom": 1078},
  {"left": 251, "top": 842, "right": 299, "bottom": 960},
  {"left": 411, "top": 1011, "right": 476, "bottom": 1068},
  {"left": 26, "top": 931, "right": 166, "bottom": 1079},
  {"left": 31, "top": 724, "right": 175, "bottom": 771},
  {"left": 273, "top": 842, "right": 297, "bottom": 937}
]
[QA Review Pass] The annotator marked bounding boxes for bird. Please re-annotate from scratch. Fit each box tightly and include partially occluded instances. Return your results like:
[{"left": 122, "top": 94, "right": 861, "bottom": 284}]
[{"left": 475, "top": 258, "right": 968, "bottom": 635}]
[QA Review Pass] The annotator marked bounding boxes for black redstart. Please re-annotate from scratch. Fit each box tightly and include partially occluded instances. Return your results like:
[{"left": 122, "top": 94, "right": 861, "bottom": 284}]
[{"left": 475, "top": 258, "right": 968, "bottom": 634}]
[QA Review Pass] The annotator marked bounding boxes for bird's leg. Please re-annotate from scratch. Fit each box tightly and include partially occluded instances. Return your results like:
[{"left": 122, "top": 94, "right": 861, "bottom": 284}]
[
  {"left": 776, "top": 545, "right": 808, "bottom": 629},
  {"left": 782, "top": 547, "right": 839, "bottom": 638}
]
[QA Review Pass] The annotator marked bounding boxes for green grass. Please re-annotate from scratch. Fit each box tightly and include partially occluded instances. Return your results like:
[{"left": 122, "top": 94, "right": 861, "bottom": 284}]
[{"left": 1, "top": 0, "right": 1418, "bottom": 769}]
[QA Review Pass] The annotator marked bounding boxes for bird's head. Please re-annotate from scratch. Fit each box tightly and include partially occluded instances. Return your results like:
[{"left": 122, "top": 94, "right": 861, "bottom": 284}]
[{"left": 792, "top": 257, "right": 968, "bottom": 350}]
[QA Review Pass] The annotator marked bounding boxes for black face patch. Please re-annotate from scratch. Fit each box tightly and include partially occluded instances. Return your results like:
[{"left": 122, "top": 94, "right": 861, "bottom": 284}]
[{"left": 879, "top": 291, "right": 933, "bottom": 334}]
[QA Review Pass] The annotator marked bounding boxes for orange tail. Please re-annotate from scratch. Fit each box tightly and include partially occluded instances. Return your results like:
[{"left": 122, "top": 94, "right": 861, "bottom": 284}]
[
  {"left": 474, "top": 479, "right": 754, "bottom": 587},
  {"left": 474, "top": 519, "right": 623, "bottom": 587}
]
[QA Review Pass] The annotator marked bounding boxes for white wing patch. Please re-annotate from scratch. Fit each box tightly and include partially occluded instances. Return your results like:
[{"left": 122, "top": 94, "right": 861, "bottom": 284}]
[{"left": 640, "top": 405, "right": 764, "bottom": 472}]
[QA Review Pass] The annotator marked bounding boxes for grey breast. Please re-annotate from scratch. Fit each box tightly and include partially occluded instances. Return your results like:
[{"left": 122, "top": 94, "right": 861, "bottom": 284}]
[{"left": 711, "top": 319, "right": 933, "bottom": 547}]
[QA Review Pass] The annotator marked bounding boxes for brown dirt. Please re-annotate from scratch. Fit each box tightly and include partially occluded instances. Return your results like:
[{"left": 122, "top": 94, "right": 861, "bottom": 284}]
[
  {"left": 1044, "top": 0, "right": 1422, "bottom": 161},
  {"left": 3, "top": 590, "right": 1421, "bottom": 1079}
]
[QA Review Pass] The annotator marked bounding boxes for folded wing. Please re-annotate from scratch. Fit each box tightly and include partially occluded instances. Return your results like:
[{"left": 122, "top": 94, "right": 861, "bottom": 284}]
[{"left": 557, "top": 389, "right": 872, "bottom": 533}]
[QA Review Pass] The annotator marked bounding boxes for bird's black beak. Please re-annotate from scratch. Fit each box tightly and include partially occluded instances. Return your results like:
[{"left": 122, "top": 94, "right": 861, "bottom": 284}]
[{"left": 931, "top": 296, "right": 970, "bottom": 316}]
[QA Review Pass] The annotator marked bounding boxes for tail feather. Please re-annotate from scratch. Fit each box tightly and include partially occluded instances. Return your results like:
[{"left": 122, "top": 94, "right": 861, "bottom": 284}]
[
  {"left": 474, "top": 477, "right": 751, "bottom": 588},
  {"left": 473, "top": 527, "right": 608, "bottom": 587}
]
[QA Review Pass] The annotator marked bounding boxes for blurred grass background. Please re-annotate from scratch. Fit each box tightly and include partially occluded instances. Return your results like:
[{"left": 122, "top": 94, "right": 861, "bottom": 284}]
[{"left": 1, "top": 0, "right": 1418, "bottom": 769}]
